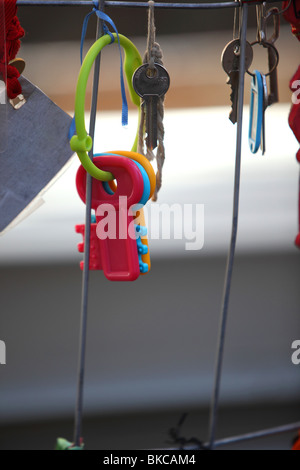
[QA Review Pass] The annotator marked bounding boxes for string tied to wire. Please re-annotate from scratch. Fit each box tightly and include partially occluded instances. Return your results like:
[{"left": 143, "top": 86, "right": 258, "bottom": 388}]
[
  {"left": 71, "top": 1, "right": 129, "bottom": 133},
  {"left": 168, "top": 413, "right": 205, "bottom": 450}
]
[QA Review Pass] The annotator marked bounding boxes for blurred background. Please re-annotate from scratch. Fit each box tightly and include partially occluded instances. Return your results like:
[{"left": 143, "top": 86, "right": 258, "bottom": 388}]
[{"left": 0, "top": 0, "right": 299, "bottom": 450}]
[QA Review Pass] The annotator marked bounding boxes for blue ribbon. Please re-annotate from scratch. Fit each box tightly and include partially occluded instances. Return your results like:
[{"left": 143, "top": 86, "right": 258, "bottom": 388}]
[{"left": 69, "top": 1, "right": 128, "bottom": 140}]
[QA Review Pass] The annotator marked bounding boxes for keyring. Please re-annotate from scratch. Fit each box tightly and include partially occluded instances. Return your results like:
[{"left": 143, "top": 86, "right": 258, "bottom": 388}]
[
  {"left": 70, "top": 33, "right": 142, "bottom": 181},
  {"left": 246, "top": 40, "right": 279, "bottom": 77}
]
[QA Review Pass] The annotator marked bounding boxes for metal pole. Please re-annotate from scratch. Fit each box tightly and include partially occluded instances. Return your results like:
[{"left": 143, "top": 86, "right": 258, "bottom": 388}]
[
  {"left": 208, "top": 1, "right": 248, "bottom": 450},
  {"left": 73, "top": 0, "right": 105, "bottom": 448}
]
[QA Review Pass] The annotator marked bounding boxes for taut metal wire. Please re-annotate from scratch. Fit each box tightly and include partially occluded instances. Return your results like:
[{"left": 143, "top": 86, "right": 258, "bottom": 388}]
[
  {"left": 73, "top": 0, "right": 105, "bottom": 448},
  {"left": 163, "top": 421, "right": 300, "bottom": 449},
  {"left": 208, "top": 421, "right": 300, "bottom": 449},
  {"left": 208, "top": 1, "right": 248, "bottom": 450},
  {"left": 16, "top": 0, "right": 285, "bottom": 9}
]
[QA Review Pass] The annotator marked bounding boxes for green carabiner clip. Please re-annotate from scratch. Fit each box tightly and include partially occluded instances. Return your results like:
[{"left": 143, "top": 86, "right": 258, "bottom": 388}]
[{"left": 70, "top": 33, "right": 142, "bottom": 181}]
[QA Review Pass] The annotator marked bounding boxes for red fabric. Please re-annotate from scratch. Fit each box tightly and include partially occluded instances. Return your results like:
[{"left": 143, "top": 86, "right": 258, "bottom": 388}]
[
  {"left": 288, "top": 66, "right": 300, "bottom": 248},
  {"left": 0, "top": 62, "right": 21, "bottom": 97},
  {"left": 292, "top": 431, "right": 300, "bottom": 450},
  {"left": 288, "top": 66, "right": 300, "bottom": 163},
  {"left": 0, "top": 0, "right": 24, "bottom": 99},
  {"left": 283, "top": 0, "right": 300, "bottom": 40}
]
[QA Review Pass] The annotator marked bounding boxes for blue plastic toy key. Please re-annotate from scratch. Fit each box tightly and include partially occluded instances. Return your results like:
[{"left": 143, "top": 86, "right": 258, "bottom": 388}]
[
  {"left": 248, "top": 70, "right": 264, "bottom": 154},
  {"left": 131, "top": 161, "right": 150, "bottom": 207}
]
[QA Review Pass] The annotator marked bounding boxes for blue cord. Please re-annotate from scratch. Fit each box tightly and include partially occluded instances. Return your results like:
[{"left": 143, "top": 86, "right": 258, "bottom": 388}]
[{"left": 69, "top": 1, "right": 128, "bottom": 140}]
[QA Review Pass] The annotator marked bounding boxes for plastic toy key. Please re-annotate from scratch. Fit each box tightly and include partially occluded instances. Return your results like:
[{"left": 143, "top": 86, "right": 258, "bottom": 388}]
[
  {"left": 76, "top": 154, "right": 145, "bottom": 281},
  {"left": 106, "top": 150, "right": 156, "bottom": 273},
  {"left": 100, "top": 155, "right": 152, "bottom": 274},
  {"left": 248, "top": 70, "right": 264, "bottom": 154}
]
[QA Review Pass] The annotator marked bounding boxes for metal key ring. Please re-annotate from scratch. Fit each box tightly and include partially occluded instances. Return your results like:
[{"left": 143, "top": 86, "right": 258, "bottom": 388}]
[
  {"left": 263, "top": 7, "right": 280, "bottom": 45},
  {"left": 246, "top": 41, "right": 279, "bottom": 77}
]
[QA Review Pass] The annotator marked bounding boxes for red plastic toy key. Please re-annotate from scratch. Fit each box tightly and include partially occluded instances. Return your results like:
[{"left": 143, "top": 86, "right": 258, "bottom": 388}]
[{"left": 76, "top": 155, "right": 144, "bottom": 281}]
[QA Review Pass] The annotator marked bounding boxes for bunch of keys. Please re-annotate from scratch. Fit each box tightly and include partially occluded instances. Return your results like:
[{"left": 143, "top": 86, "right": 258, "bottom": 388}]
[
  {"left": 248, "top": 4, "right": 280, "bottom": 154},
  {"left": 221, "top": 2, "right": 280, "bottom": 129},
  {"left": 132, "top": 62, "right": 170, "bottom": 151},
  {"left": 75, "top": 152, "right": 156, "bottom": 281}
]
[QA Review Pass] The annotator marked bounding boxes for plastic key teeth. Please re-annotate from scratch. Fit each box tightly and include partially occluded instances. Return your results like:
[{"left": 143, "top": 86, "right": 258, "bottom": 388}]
[
  {"left": 139, "top": 261, "right": 149, "bottom": 274},
  {"left": 135, "top": 224, "right": 147, "bottom": 237},
  {"left": 75, "top": 223, "right": 102, "bottom": 270},
  {"left": 137, "top": 239, "right": 148, "bottom": 256},
  {"left": 135, "top": 225, "right": 149, "bottom": 273}
]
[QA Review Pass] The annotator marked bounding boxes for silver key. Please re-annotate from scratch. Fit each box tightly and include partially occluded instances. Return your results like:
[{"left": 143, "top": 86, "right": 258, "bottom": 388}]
[
  {"left": 221, "top": 39, "right": 253, "bottom": 124},
  {"left": 132, "top": 63, "right": 170, "bottom": 150}
]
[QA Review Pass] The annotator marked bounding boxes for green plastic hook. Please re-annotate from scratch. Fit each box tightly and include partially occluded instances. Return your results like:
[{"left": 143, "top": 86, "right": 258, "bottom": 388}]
[
  {"left": 55, "top": 437, "right": 84, "bottom": 450},
  {"left": 70, "top": 33, "right": 142, "bottom": 181}
]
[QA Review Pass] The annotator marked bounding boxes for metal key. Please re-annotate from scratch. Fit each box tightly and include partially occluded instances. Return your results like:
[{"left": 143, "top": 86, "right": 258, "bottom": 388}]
[
  {"left": 257, "top": 5, "right": 280, "bottom": 106},
  {"left": 221, "top": 39, "right": 253, "bottom": 124},
  {"left": 132, "top": 63, "right": 170, "bottom": 150},
  {"left": 267, "top": 44, "right": 279, "bottom": 106}
]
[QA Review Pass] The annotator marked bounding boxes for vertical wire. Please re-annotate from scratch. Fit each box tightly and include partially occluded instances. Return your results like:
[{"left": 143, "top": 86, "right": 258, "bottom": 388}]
[
  {"left": 207, "top": 2, "right": 248, "bottom": 450},
  {"left": 73, "top": 0, "right": 105, "bottom": 447}
]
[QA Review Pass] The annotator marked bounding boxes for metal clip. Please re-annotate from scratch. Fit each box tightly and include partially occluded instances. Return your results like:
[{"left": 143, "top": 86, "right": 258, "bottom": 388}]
[{"left": 256, "top": 2, "right": 280, "bottom": 46}]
